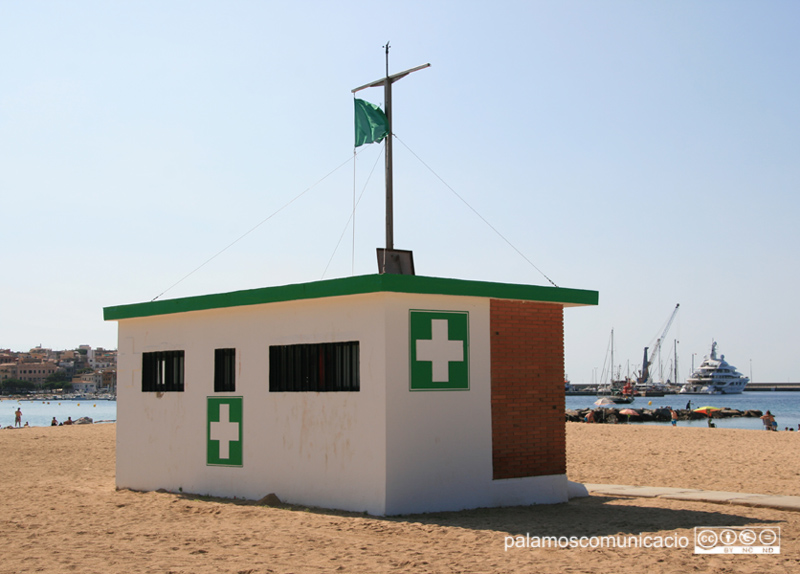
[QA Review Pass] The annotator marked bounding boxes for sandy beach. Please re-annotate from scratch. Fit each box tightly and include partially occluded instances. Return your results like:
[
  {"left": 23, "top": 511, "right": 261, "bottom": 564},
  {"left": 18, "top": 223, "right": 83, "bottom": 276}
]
[{"left": 0, "top": 422, "right": 797, "bottom": 573}]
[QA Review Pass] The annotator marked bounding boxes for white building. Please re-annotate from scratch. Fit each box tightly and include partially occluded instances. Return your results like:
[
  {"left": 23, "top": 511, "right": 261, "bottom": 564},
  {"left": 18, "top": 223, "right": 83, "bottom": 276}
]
[
  {"left": 71, "top": 379, "right": 98, "bottom": 393},
  {"left": 104, "top": 274, "right": 597, "bottom": 515}
]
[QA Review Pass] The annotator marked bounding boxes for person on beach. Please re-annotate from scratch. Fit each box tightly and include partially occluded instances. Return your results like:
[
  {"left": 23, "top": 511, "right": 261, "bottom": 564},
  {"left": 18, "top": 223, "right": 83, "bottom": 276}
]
[
  {"left": 14, "top": 408, "right": 22, "bottom": 428},
  {"left": 51, "top": 417, "right": 58, "bottom": 426},
  {"left": 669, "top": 407, "right": 678, "bottom": 427},
  {"left": 761, "top": 411, "right": 775, "bottom": 431},
  {"left": 584, "top": 411, "right": 595, "bottom": 423},
  {"left": 64, "top": 417, "right": 73, "bottom": 425}
]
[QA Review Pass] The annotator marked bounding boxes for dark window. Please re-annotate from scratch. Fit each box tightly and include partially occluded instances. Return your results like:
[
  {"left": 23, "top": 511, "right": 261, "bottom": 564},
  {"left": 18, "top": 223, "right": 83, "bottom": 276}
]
[
  {"left": 269, "top": 341, "right": 359, "bottom": 392},
  {"left": 142, "top": 350, "right": 185, "bottom": 392},
  {"left": 214, "top": 348, "right": 236, "bottom": 392}
]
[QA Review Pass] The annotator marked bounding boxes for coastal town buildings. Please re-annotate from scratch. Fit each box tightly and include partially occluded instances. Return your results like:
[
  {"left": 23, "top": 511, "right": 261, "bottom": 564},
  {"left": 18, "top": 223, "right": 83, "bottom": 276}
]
[{"left": 0, "top": 346, "right": 117, "bottom": 393}]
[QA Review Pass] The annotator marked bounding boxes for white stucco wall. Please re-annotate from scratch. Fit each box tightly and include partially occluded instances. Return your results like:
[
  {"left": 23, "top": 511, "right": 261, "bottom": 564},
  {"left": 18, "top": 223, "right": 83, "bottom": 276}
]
[
  {"left": 115, "top": 290, "right": 568, "bottom": 515},
  {"left": 382, "top": 294, "right": 568, "bottom": 515},
  {"left": 116, "top": 293, "right": 388, "bottom": 514}
]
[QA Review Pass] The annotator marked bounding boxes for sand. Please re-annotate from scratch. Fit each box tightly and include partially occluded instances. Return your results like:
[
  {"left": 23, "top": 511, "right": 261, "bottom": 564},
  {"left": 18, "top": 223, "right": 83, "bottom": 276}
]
[{"left": 0, "top": 422, "right": 797, "bottom": 573}]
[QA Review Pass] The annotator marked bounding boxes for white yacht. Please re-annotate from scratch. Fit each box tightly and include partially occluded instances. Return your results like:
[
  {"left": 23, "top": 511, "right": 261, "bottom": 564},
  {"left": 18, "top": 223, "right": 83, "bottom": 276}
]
[{"left": 679, "top": 341, "right": 749, "bottom": 394}]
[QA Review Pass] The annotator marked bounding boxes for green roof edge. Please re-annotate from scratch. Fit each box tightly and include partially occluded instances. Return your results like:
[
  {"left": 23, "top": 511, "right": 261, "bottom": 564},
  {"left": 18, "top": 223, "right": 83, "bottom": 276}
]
[{"left": 103, "top": 274, "right": 598, "bottom": 321}]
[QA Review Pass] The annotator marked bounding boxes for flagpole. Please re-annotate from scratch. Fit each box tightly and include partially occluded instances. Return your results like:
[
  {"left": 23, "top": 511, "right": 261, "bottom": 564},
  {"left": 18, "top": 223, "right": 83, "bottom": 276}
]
[
  {"left": 352, "top": 50, "right": 430, "bottom": 253},
  {"left": 383, "top": 42, "right": 394, "bottom": 250}
]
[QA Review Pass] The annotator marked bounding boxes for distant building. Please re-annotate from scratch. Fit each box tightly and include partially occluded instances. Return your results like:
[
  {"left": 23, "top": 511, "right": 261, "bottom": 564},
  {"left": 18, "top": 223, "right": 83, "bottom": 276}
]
[
  {"left": 0, "top": 361, "right": 58, "bottom": 384},
  {"left": 89, "top": 348, "right": 117, "bottom": 370},
  {"left": 0, "top": 363, "right": 14, "bottom": 381},
  {"left": 71, "top": 379, "right": 98, "bottom": 393},
  {"left": 101, "top": 370, "right": 117, "bottom": 393},
  {"left": 28, "top": 347, "right": 53, "bottom": 362},
  {"left": 57, "top": 359, "right": 77, "bottom": 377}
]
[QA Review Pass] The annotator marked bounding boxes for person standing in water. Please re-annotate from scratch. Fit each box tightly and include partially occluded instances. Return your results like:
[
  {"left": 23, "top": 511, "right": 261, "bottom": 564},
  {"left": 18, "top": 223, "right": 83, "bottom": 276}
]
[
  {"left": 669, "top": 407, "right": 678, "bottom": 427},
  {"left": 14, "top": 408, "right": 22, "bottom": 427}
]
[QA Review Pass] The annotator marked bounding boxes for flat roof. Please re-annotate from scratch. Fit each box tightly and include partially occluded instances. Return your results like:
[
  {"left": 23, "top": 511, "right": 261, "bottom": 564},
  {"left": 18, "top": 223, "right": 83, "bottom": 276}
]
[{"left": 103, "top": 274, "right": 598, "bottom": 321}]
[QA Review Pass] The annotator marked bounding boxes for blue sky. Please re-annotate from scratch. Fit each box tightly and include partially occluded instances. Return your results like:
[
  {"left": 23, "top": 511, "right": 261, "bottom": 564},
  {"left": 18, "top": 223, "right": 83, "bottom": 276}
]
[{"left": 2, "top": 1, "right": 798, "bottom": 382}]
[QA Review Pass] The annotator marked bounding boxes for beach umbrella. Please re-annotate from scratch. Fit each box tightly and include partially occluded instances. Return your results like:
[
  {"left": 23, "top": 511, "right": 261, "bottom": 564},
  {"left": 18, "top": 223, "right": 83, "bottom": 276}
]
[
  {"left": 594, "top": 397, "right": 616, "bottom": 406},
  {"left": 693, "top": 406, "right": 721, "bottom": 416},
  {"left": 619, "top": 408, "right": 639, "bottom": 417}
]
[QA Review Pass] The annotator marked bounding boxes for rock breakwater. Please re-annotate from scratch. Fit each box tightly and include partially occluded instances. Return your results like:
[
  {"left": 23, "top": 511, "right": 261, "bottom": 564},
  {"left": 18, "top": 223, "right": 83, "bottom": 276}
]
[{"left": 566, "top": 407, "right": 764, "bottom": 424}]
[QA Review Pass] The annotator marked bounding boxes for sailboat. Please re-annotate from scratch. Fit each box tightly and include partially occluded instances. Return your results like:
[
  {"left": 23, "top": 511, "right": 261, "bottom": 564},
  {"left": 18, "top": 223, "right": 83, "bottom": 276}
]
[{"left": 596, "top": 329, "right": 635, "bottom": 403}]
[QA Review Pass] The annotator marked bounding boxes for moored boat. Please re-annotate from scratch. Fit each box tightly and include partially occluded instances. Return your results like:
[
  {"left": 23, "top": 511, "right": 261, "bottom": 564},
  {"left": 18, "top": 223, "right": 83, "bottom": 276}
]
[
  {"left": 597, "top": 378, "right": 635, "bottom": 403},
  {"left": 679, "top": 341, "right": 748, "bottom": 394}
]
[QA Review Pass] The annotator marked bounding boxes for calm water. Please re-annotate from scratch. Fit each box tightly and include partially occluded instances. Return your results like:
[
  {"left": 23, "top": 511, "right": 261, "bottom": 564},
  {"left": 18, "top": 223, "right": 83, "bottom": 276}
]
[
  {"left": 1, "top": 399, "right": 116, "bottom": 428},
  {"left": 566, "top": 391, "right": 800, "bottom": 431},
  {"left": 4, "top": 392, "right": 797, "bottom": 431}
]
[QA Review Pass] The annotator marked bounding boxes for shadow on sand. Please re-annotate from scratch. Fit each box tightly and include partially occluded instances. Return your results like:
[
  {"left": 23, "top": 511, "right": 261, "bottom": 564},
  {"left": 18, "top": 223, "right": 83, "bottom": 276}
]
[{"left": 158, "top": 489, "right": 782, "bottom": 538}]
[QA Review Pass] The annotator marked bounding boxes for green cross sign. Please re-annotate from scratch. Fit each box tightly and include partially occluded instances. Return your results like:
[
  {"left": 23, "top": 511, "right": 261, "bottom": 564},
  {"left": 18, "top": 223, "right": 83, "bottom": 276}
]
[
  {"left": 207, "top": 396, "right": 243, "bottom": 467},
  {"left": 409, "top": 310, "right": 469, "bottom": 390}
]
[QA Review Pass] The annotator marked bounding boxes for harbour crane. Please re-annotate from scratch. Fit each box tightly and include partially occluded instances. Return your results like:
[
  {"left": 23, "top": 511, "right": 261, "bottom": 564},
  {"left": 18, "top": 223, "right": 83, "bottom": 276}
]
[{"left": 639, "top": 304, "right": 680, "bottom": 386}]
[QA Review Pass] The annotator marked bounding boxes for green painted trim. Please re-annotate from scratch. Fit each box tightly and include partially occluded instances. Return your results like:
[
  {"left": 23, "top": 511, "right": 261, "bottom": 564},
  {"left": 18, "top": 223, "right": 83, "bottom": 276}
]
[{"left": 104, "top": 274, "right": 598, "bottom": 321}]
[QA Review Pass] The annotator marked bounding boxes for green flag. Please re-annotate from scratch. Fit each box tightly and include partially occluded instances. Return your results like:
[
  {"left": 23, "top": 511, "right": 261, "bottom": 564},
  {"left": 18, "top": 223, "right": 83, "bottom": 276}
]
[{"left": 354, "top": 98, "right": 389, "bottom": 147}]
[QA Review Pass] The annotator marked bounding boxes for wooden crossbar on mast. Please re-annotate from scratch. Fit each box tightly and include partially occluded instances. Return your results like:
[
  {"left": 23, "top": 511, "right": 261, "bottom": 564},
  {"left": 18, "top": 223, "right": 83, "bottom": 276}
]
[{"left": 352, "top": 43, "right": 430, "bottom": 251}]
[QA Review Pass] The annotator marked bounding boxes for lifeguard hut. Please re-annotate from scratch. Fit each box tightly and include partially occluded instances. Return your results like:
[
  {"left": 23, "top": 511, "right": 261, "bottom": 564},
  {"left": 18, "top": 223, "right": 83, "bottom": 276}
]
[{"left": 104, "top": 53, "right": 598, "bottom": 515}]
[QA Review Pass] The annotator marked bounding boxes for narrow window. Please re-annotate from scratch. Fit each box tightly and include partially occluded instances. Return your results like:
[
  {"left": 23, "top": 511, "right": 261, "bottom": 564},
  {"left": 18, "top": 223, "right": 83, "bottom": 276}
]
[
  {"left": 214, "top": 348, "right": 236, "bottom": 392},
  {"left": 269, "top": 341, "right": 359, "bottom": 392},
  {"left": 142, "top": 350, "right": 185, "bottom": 392}
]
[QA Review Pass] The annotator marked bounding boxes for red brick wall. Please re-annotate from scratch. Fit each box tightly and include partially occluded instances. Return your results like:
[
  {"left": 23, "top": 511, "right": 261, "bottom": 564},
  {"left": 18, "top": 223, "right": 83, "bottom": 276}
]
[{"left": 490, "top": 299, "right": 565, "bottom": 480}]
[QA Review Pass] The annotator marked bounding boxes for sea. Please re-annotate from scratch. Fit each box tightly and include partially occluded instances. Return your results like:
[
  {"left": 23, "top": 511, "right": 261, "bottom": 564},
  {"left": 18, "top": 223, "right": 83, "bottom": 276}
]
[
  {"left": 567, "top": 391, "right": 800, "bottom": 431},
  {"left": 1, "top": 398, "right": 116, "bottom": 428},
  {"left": 3, "top": 392, "right": 798, "bottom": 431}
]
